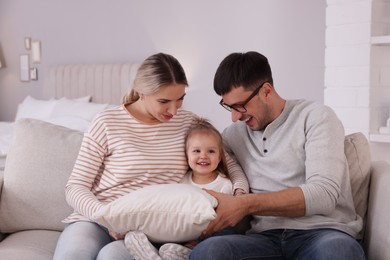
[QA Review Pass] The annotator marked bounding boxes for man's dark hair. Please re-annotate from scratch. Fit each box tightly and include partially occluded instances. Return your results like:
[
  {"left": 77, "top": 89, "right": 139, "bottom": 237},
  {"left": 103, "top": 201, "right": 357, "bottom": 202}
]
[{"left": 214, "top": 51, "right": 273, "bottom": 95}]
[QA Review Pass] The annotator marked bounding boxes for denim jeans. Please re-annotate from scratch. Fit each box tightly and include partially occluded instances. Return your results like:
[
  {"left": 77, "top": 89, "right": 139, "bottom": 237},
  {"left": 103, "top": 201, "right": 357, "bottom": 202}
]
[{"left": 190, "top": 229, "right": 366, "bottom": 260}]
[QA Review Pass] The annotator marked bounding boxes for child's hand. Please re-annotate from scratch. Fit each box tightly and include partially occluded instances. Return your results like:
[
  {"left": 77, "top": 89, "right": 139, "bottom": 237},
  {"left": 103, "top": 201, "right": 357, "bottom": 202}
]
[
  {"left": 109, "top": 230, "right": 125, "bottom": 240},
  {"left": 234, "top": 188, "right": 246, "bottom": 196}
]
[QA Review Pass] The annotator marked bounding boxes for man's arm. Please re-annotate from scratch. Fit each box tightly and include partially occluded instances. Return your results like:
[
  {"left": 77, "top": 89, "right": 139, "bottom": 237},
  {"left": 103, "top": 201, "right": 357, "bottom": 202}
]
[{"left": 202, "top": 187, "right": 305, "bottom": 236}]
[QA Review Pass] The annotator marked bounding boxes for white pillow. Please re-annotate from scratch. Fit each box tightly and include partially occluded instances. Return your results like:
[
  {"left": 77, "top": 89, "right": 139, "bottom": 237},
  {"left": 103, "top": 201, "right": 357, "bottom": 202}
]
[
  {"left": 63, "top": 96, "right": 91, "bottom": 102},
  {"left": 45, "top": 116, "right": 91, "bottom": 132},
  {"left": 50, "top": 99, "right": 108, "bottom": 122},
  {"left": 15, "top": 96, "right": 58, "bottom": 121},
  {"left": 91, "top": 184, "right": 218, "bottom": 243}
]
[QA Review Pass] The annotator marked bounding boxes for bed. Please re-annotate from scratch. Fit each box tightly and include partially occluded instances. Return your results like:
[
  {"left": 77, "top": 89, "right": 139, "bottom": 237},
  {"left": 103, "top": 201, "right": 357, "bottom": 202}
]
[{"left": 0, "top": 62, "right": 140, "bottom": 173}]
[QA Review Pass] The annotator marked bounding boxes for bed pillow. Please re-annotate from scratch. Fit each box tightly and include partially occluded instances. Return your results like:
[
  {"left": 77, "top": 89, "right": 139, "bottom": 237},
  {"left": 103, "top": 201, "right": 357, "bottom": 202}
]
[
  {"left": 91, "top": 184, "right": 218, "bottom": 243},
  {"left": 15, "top": 96, "right": 57, "bottom": 121},
  {"left": 45, "top": 116, "right": 91, "bottom": 132},
  {"left": 50, "top": 98, "right": 108, "bottom": 122},
  {"left": 14, "top": 96, "right": 92, "bottom": 122},
  {"left": 64, "top": 96, "right": 91, "bottom": 102}
]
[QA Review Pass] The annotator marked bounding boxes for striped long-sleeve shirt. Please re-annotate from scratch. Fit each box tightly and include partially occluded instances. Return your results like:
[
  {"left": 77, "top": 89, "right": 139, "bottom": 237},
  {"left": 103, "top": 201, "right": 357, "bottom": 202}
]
[{"left": 64, "top": 105, "right": 248, "bottom": 223}]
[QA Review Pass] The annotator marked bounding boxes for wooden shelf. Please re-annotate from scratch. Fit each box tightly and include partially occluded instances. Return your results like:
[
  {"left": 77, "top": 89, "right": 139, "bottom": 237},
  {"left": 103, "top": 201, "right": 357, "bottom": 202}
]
[
  {"left": 370, "top": 134, "right": 390, "bottom": 143},
  {"left": 371, "top": 35, "right": 390, "bottom": 45}
]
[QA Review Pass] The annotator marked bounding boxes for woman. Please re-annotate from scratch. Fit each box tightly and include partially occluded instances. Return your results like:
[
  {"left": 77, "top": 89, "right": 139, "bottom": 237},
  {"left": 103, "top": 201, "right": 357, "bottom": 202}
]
[{"left": 53, "top": 53, "right": 248, "bottom": 260}]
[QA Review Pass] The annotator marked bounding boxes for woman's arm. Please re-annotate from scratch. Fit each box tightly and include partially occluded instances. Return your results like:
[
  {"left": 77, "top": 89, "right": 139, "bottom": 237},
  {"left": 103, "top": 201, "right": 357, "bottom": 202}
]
[
  {"left": 65, "top": 120, "right": 108, "bottom": 218},
  {"left": 225, "top": 151, "right": 250, "bottom": 194}
]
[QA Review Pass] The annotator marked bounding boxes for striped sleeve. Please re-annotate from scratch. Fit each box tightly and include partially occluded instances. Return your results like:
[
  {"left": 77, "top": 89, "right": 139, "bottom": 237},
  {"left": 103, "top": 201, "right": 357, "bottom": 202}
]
[
  {"left": 225, "top": 151, "right": 249, "bottom": 193},
  {"left": 65, "top": 117, "right": 109, "bottom": 219}
]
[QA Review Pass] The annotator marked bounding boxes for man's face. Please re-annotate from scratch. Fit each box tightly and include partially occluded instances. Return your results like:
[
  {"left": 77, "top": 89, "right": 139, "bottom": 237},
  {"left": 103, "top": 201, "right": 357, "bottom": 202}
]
[{"left": 221, "top": 85, "right": 272, "bottom": 131}]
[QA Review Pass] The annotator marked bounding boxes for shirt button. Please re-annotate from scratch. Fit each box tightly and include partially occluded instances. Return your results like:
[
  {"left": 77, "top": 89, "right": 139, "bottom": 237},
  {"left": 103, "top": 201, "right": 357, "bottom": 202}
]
[
  {"left": 263, "top": 137, "right": 266, "bottom": 141},
  {"left": 264, "top": 149, "right": 268, "bottom": 153}
]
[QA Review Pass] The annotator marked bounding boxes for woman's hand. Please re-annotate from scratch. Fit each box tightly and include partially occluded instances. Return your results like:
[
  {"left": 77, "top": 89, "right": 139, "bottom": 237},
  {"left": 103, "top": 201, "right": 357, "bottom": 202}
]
[
  {"left": 202, "top": 189, "right": 248, "bottom": 237},
  {"left": 109, "top": 230, "right": 125, "bottom": 240}
]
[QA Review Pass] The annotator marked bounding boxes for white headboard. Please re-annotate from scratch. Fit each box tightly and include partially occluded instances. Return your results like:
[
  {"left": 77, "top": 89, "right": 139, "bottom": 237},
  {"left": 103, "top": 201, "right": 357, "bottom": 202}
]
[{"left": 43, "top": 63, "right": 140, "bottom": 104}]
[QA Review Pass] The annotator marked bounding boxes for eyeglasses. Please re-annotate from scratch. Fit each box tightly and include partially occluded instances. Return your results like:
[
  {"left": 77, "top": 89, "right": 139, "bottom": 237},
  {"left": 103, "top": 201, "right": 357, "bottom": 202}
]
[{"left": 219, "top": 82, "right": 267, "bottom": 113}]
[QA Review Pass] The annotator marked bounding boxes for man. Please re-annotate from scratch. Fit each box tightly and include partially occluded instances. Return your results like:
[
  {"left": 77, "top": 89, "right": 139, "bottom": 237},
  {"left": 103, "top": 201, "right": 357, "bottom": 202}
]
[{"left": 190, "top": 51, "right": 365, "bottom": 259}]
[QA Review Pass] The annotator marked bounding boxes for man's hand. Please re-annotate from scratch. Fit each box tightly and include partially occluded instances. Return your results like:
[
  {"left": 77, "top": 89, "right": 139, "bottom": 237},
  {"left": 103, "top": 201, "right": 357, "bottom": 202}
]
[{"left": 202, "top": 189, "right": 248, "bottom": 237}]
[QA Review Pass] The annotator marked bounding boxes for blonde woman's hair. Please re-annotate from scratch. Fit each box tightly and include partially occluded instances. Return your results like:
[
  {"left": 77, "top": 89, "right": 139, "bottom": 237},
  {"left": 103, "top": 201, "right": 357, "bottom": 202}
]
[
  {"left": 122, "top": 53, "right": 188, "bottom": 105},
  {"left": 185, "top": 118, "right": 230, "bottom": 179}
]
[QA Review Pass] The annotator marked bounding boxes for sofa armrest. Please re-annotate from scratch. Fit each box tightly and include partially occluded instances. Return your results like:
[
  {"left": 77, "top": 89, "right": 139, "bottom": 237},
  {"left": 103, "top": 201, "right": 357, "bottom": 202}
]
[{"left": 363, "top": 161, "right": 390, "bottom": 259}]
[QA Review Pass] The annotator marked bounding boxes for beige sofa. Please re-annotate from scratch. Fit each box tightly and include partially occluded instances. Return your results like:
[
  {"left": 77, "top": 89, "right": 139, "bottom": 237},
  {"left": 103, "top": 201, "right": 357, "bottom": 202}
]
[{"left": 0, "top": 118, "right": 389, "bottom": 260}]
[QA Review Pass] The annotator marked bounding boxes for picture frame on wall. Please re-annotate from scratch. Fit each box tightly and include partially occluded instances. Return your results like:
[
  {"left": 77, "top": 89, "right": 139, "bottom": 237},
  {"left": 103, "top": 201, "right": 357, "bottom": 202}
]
[
  {"left": 24, "top": 37, "right": 31, "bottom": 50},
  {"left": 20, "top": 54, "right": 30, "bottom": 82},
  {"left": 31, "top": 40, "right": 41, "bottom": 63},
  {"left": 30, "top": 68, "right": 38, "bottom": 80}
]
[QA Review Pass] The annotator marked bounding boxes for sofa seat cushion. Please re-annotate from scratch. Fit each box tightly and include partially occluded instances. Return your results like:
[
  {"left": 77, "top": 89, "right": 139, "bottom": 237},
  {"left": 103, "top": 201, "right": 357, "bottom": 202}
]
[
  {"left": 0, "top": 119, "right": 84, "bottom": 232},
  {"left": 0, "top": 230, "right": 61, "bottom": 260}
]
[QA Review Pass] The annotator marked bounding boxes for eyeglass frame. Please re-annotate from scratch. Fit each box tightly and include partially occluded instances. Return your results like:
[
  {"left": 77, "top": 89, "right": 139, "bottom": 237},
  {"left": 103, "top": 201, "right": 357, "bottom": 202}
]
[{"left": 219, "top": 81, "right": 268, "bottom": 113}]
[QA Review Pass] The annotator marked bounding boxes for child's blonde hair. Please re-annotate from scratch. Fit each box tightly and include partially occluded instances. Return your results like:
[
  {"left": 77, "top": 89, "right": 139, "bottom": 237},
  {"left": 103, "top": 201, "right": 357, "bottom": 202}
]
[{"left": 185, "top": 118, "right": 229, "bottom": 179}]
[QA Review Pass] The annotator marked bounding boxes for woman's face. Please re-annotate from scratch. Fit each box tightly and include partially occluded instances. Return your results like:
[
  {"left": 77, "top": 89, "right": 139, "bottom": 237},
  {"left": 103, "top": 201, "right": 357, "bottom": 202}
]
[{"left": 142, "top": 83, "right": 186, "bottom": 123}]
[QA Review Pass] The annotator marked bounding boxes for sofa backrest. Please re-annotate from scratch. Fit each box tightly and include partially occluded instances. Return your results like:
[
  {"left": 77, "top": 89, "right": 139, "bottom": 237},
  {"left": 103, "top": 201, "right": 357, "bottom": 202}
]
[
  {"left": 344, "top": 132, "right": 371, "bottom": 240},
  {"left": 0, "top": 122, "right": 373, "bottom": 239},
  {"left": 0, "top": 119, "right": 83, "bottom": 233}
]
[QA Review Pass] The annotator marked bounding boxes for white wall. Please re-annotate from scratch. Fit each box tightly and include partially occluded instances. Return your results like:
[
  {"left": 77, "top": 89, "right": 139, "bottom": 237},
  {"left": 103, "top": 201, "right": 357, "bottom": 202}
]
[
  {"left": 324, "top": 0, "right": 390, "bottom": 164},
  {"left": 0, "top": 0, "right": 326, "bottom": 131}
]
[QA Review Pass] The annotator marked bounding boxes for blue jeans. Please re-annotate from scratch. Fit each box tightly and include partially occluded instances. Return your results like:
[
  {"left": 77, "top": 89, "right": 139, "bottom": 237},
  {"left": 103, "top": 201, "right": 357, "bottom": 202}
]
[{"left": 190, "top": 229, "right": 366, "bottom": 260}]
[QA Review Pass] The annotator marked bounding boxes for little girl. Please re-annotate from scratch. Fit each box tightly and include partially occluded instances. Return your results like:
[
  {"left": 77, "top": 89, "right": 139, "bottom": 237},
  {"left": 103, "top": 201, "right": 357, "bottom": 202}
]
[
  {"left": 125, "top": 118, "right": 249, "bottom": 260},
  {"left": 160, "top": 117, "right": 245, "bottom": 259},
  {"left": 125, "top": 118, "right": 248, "bottom": 260}
]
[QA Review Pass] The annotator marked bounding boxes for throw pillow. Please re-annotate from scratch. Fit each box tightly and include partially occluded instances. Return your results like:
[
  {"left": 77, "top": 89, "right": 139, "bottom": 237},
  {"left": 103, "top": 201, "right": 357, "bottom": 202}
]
[
  {"left": 91, "top": 183, "right": 218, "bottom": 243},
  {"left": 344, "top": 132, "right": 371, "bottom": 239},
  {"left": 0, "top": 119, "right": 84, "bottom": 232}
]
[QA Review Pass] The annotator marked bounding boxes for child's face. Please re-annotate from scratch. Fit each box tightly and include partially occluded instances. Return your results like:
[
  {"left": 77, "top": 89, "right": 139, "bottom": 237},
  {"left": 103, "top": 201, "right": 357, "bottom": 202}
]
[{"left": 186, "top": 132, "right": 221, "bottom": 176}]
